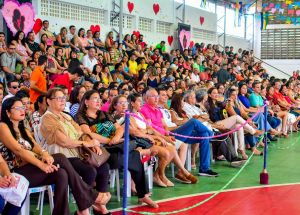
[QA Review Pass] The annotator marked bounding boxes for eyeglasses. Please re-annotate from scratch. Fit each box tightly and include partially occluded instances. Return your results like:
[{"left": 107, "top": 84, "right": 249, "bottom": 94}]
[
  {"left": 10, "top": 86, "right": 19, "bottom": 89},
  {"left": 9, "top": 47, "right": 15, "bottom": 50},
  {"left": 51, "top": 96, "right": 67, "bottom": 102},
  {"left": 12, "top": 106, "right": 26, "bottom": 111},
  {"left": 148, "top": 95, "right": 159, "bottom": 98},
  {"left": 90, "top": 97, "right": 102, "bottom": 103},
  {"left": 117, "top": 101, "right": 128, "bottom": 105}
]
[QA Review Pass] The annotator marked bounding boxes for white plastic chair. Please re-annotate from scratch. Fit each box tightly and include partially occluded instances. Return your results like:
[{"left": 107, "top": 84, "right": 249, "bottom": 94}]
[
  {"left": 109, "top": 169, "right": 131, "bottom": 202},
  {"left": 20, "top": 185, "right": 54, "bottom": 215}
]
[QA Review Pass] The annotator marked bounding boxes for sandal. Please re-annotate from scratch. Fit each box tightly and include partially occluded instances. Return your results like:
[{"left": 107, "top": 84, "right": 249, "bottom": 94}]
[
  {"left": 94, "top": 192, "right": 111, "bottom": 206},
  {"left": 138, "top": 196, "right": 159, "bottom": 208},
  {"left": 237, "top": 149, "right": 248, "bottom": 160}
]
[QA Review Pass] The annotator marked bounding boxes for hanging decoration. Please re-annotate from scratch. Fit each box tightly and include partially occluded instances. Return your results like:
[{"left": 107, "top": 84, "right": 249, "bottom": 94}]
[
  {"left": 261, "top": 12, "right": 269, "bottom": 30},
  {"left": 1, "top": 0, "right": 35, "bottom": 36},
  {"left": 233, "top": 2, "right": 243, "bottom": 27},
  {"left": 167, "top": 35, "right": 173, "bottom": 46},
  {"left": 127, "top": 1, "right": 134, "bottom": 13},
  {"left": 32, "top": 18, "right": 42, "bottom": 34},
  {"left": 262, "top": 1, "right": 300, "bottom": 25},
  {"left": 153, "top": 3, "right": 160, "bottom": 15},
  {"left": 133, "top": 30, "right": 140, "bottom": 38},
  {"left": 90, "top": 25, "right": 100, "bottom": 34},
  {"left": 199, "top": 16, "right": 205, "bottom": 25},
  {"left": 200, "top": 0, "right": 207, "bottom": 8}
]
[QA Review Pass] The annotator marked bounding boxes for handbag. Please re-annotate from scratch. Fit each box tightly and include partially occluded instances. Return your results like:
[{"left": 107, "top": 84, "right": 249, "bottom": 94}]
[
  {"left": 78, "top": 134, "right": 110, "bottom": 167},
  {"left": 104, "top": 140, "right": 137, "bottom": 154}
]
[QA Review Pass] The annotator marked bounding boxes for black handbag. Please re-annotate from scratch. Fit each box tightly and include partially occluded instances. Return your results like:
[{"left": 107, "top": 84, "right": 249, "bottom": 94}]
[{"left": 104, "top": 140, "right": 137, "bottom": 154}]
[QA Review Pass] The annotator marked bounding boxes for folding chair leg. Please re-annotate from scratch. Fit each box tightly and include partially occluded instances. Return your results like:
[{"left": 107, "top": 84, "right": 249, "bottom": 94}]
[
  {"left": 47, "top": 186, "right": 54, "bottom": 213},
  {"left": 186, "top": 145, "right": 192, "bottom": 171},
  {"left": 116, "top": 169, "right": 120, "bottom": 202},
  {"left": 39, "top": 191, "right": 45, "bottom": 215}
]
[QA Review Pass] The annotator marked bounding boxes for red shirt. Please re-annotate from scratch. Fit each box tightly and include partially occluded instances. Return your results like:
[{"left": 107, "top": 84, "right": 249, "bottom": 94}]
[
  {"left": 273, "top": 91, "right": 285, "bottom": 105},
  {"left": 50, "top": 73, "right": 73, "bottom": 94}
]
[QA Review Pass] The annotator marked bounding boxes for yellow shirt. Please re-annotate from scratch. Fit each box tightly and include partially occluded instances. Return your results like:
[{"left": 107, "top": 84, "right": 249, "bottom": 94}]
[
  {"left": 137, "top": 63, "right": 148, "bottom": 72},
  {"left": 128, "top": 60, "right": 138, "bottom": 75}
]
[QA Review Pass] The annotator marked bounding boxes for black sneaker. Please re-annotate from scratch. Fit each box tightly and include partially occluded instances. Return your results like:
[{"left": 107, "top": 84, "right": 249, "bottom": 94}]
[{"left": 198, "top": 170, "right": 219, "bottom": 177}]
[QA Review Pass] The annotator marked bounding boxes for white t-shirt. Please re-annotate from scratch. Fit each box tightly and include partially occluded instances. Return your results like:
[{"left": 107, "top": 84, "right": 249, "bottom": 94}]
[
  {"left": 158, "top": 106, "right": 177, "bottom": 128},
  {"left": 82, "top": 55, "right": 97, "bottom": 72},
  {"left": 191, "top": 72, "right": 200, "bottom": 83}
]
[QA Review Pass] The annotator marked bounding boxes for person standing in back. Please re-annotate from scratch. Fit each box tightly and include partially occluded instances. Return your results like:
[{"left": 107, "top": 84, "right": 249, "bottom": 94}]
[{"left": 30, "top": 55, "right": 47, "bottom": 103}]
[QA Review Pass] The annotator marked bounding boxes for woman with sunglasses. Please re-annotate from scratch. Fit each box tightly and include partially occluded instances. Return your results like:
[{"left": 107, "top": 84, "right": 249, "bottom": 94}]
[
  {"left": 0, "top": 97, "right": 110, "bottom": 215},
  {"left": 40, "top": 88, "right": 111, "bottom": 215}
]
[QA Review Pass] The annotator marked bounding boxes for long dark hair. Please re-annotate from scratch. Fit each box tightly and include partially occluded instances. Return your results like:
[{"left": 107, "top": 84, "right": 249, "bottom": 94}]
[
  {"left": 170, "top": 93, "right": 186, "bottom": 118},
  {"left": 77, "top": 90, "right": 99, "bottom": 115},
  {"left": 14, "top": 31, "right": 26, "bottom": 46},
  {"left": 1, "top": 97, "right": 34, "bottom": 147},
  {"left": 69, "top": 85, "right": 85, "bottom": 105},
  {"left": 238, "top": 82, "right": 247, "bottom": 95}
]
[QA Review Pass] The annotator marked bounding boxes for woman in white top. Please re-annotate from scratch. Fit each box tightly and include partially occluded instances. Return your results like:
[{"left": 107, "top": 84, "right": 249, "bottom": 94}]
[{"left": 127, "top": 93, "right": 197, "bottom": 186}]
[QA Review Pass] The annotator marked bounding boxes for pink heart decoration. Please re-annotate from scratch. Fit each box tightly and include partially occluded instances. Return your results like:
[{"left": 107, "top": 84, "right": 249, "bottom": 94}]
[
  {"left": 200, "top": 16, "right": 205, "bottom": 25},
  {"left": 153, "top": 3, "right": 160, "bottom": 15},
  {"left": 133, "top": 30, "right": 140, "bottom": 38},
  {"left": 127, "top": 1, "right": 134, "bottom": 13},
  {"left": 167, "top": 36, "right": 173, "bottom": 46},
  {"left": 90, "top": 25, "right": 100, "bottom": 34},
  {"left": 189, "top": 41, "right": 194, "bottom": 48},
  {"left": 179, "top": 29, "right": 191, "bottom": 50},
  {"left": 1, "top": 0, "right": 35, "bottom": 36},
  {"left": 32, "top": 18, "right": 42, "bottom": 34}
]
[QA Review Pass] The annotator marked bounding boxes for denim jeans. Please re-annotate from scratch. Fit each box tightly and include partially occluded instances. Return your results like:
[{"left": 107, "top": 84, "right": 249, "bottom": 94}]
[
  {"left": 267, "top": 115, "right": 281, "bottom": 129},
  {"left": 252, "top": 112, "right": 271, "bottom": 131},
  {"left": 0, "top": 195, "right": 22, "bottom": 215},
  {"left": 173, "top": 118, "right": 213, "bottom": 172}
]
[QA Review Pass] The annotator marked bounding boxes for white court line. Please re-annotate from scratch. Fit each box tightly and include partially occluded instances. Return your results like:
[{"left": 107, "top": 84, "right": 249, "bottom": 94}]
[{"left": 110, "top": 182, "right": 300, "bottom": 212}]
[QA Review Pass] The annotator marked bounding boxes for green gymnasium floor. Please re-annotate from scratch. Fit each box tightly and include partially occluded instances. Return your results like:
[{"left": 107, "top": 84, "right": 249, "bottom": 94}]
[{"left": 30, "top": 132, "right": 300, "bottom": 214}]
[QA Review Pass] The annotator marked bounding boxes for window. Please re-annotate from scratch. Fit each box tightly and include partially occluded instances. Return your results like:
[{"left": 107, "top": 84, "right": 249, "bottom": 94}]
[
  {"left": 156, "top": 21, "right": 172, "bottom": 34},
  {"left": 40, "top": 0, "right": 105, "bottom": 24},
  {"left": 41, "top": 0, "right": 49, "bottom": 16},
  {"left": 110, "top": 12, "right": 133, "bottom": 29},
  {"left": 193, "top": 28, "right": 217, "bottom": 42},
  {"left": 261, "top": 28, "right": 300, "bottom": 59},
  {"left": 49, "top": 1, "right": 59, "bottom": 17},
  {"left": 139, "top": 17, "right": 152, "bottom": 32},
  {"left": 60, "top": 3, "right": 71, "bottom": 20}
]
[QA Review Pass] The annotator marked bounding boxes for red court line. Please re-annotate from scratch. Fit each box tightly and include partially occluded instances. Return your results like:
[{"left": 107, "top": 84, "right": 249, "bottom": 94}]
[{"left": 112, "top": 184, "right": 300, "bottom": 215}]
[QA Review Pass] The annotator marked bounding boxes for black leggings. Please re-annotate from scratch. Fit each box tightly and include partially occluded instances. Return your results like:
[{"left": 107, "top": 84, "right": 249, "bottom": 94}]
[
  {"left": 68, "top": 157, "right": 110, "bottom": 192},
  {"left": 14, "top": 153, "right": 98, "bottom": 215}
]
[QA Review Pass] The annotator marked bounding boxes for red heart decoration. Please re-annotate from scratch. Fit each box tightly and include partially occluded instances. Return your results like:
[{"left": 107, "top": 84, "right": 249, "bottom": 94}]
[
  {"left": 153, "top": 3, "right": 160, "bottom": 15},
  {"left": 133, "top": 30, "right": 140, "bottom": 38},
  {"left": 90, "top": 25, "right": 100, "bottom": 34},
  {"left": 33, "top": 18, "right": 42, "bottom": 34},
  {"left": 127, "top": 1, "right": 134, "bottom": 13},
  {"left": 200, "top": 16, "right": 205, "bottom": 25},
  {"left": 167, "top": 36, "right": 173, "bottom": 46},
  {"left": 189, "top": 41, "right": 194, "bottom": 48}
]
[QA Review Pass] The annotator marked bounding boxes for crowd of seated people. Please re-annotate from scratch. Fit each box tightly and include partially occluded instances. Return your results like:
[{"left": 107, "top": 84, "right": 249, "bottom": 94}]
[{"left": 0, "top": 19, "right": 299, "bottom": 214}]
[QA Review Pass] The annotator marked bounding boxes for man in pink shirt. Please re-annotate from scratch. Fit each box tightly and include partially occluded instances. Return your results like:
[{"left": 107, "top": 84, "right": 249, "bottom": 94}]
[
  {"left": 101, "top": 88, "right": 118, "bottom": 112},
  {"left": 141, "top": 88, "right": 218, "bottom": 177},
  {"left": 140, "top": 88, "right": 198, "bottom": 185}
]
